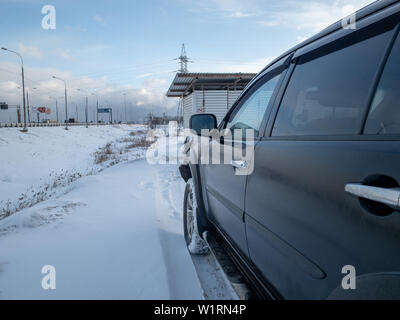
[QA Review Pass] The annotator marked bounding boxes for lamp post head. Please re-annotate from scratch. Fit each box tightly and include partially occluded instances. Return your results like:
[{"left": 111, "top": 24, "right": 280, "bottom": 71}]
[
  {"left": 52, "top": 76, "right": 56, "bottom": 79},
  {"left": 1, "top": 47, "right": 7, "bottom": 51}
]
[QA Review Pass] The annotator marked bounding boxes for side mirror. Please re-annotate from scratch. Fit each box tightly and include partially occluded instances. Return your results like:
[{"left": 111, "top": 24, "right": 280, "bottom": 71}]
[{"left": 190, "top": 114, "right": 217, "bottom": 136}]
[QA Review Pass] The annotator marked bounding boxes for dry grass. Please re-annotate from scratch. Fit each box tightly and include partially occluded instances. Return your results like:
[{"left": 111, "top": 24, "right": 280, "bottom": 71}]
[
  {"left": 125, "top": 136, "right": 151, "bottom": 150},
  {"left": 94, "top": 133, "right": 150, "bottom": 165},
  {"left": 94, "top": 143, "right": 113, "bottom": 164},
  {"left": 95, "top": 154, "right": 108, "bottom": 164},
  {"left": 129, "top": 130, "right": 145, "bottom": 137},
  {"left": 1, "top": 130, "right": 152, "bottom": 221},
  {"left": 1, "top": 170, "right": 85, "bottom": 220},
  {"left": 119, "top": 137, "right": 134, "bottom": 143}
]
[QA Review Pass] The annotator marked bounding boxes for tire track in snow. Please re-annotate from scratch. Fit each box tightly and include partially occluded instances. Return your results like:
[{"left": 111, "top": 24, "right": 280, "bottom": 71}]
[
  {"left": 153, "top": 164, "right": 237, "bottom": 300},
  {"left": 152, "top": 164, "right": 204, "bottom": 299}
]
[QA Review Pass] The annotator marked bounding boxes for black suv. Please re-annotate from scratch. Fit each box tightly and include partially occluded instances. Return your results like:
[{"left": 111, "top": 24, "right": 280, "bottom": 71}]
[{"left": 179, "top": 0, "right": 400, "bottom": 299}]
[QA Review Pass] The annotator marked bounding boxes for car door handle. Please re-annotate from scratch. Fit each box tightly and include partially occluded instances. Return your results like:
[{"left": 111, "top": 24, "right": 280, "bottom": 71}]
[
  {"left": 345, "top": 183, "right": 400, "bottom": 209},
  {"left": 231, "top": 160, "right": 248, "bottom": 169}
]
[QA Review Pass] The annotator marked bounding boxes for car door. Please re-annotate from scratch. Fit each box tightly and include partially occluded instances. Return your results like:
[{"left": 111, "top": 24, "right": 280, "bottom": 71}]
[
  {"left": 245, "top": 16, "right": 400, "bottom": 299},
  {"left": 203, "top": 59, "right": 289, "bottom": 258}
]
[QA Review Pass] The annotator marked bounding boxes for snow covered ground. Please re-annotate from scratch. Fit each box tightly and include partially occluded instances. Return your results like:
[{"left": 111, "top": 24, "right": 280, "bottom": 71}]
[
  {"left": 0, "top": 126, "right": 237, "bottom": 300},
  {"left": 0, "top": 125, "right": 146, "bottom": 218}
]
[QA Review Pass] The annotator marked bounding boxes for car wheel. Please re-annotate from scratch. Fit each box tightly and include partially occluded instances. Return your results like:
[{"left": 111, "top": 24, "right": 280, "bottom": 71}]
[{"left": 183, "top": 180, "right": 208, "bottom": 255}]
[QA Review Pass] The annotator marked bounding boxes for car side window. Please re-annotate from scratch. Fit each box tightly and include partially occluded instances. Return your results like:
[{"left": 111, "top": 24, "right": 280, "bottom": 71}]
[
  {"left": 226, "top": 72, "right": 282, "bottom": 137},
  {"left": 272, "top": 26, "right": 394, "bottom": 136},
  {"left": 364, "top": 31, "right": 400, "bottom": 135}
]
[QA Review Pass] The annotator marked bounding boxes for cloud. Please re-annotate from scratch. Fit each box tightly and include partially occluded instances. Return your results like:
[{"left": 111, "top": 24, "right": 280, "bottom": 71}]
[
  {"left": 188, "top": 0, "right": 261, "bottom": 18},
  {"left": 192, "top": 57, "right": 275, "bottom": 74},
  {"left": 187, "top": 0, "right": 374, "bottom": 40},
  {"left": 17, "top": 43, "right": 42, "bottom": 59},
  {"left": 65, "top": 25, "right": 88, "bottom": 33},
  {"left": 138, "top": 71, "right": 175, "bottom": 79},
  {"left": 57, "top": 49, "right": 73, "bottom": 61},
  {"left": 228, "top": 11, "right": 256, "bottom": 18},
  {"left": 0, "top": 61, "right": 176, "bottom": 122},
  {"left": 258, "top": 20, "right": 280, "bottom": 27},
  {"left": 138, "top": 73, "right": 155, "bottom": 79},
  {"left": 0, "top": 80, "right": 20, "bottom": 92},
  {"left": 93, "top": 15, "right": 105, "bottom": 24},
  {"left": 258, "top": 0, "right": 374, "bottom": 34}
]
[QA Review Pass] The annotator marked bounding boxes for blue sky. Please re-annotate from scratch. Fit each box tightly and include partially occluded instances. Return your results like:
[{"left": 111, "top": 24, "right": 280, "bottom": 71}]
[{"left": 0, "top": 0, "right": 374, "bottom": 121}]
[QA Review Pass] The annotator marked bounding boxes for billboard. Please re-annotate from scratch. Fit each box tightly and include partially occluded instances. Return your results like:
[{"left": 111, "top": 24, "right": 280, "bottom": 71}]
[
  {"left": 98, "top": 108, "right": 111, "bottom": 114},
  {"left": 37, "top": 107, "right": 51, "bottom": 114}
]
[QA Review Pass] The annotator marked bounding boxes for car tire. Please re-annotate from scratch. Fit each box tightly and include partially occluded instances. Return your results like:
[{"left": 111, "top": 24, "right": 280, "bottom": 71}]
[{"left": 183, "top": 180, "right": 209, "bottom": 255}]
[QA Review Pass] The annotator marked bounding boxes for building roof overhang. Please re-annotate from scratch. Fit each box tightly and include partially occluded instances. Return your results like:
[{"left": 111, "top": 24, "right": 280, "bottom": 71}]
[{"left": 166, "top": 73, "right": 257, "bottom": 97}]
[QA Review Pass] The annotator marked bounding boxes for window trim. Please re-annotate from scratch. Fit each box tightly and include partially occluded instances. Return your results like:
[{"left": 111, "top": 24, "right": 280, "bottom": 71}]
[
  {"left": 218, "top": 55, "right": 292, "bottom": 139},
  {"left": 263, "top": 60, "right": 297, "bottom": 138},
  {"left": 261, "top": 134, "right": 400, "bottom": 142},
  {"left": 266, "top": 19, "right": 400, "bottom": 141},
  {"left": 361, "top": 23, "right": 400, "bottom": 136}
]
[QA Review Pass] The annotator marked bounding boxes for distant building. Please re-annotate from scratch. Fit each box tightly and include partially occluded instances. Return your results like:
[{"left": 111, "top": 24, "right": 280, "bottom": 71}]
[{"left": 166, "top": 73, "right": 256, "bottom": 128}]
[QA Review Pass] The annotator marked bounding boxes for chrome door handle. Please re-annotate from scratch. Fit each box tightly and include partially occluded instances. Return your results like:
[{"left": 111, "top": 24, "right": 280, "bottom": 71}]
[
  {"left": 345, "top": 183, "right": 400, "bottom": 209},
  {"left": 231, "top": 160, "right": 248, "bottom": 169}
]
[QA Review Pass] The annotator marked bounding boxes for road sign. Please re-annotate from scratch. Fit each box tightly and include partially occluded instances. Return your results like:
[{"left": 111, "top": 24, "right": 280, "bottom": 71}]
[
  {"left": 98, "top": 108, "right": 111, "bottom": 114},
  {"left": 0, "top": 102, "right": 8, "bottom": 110}
]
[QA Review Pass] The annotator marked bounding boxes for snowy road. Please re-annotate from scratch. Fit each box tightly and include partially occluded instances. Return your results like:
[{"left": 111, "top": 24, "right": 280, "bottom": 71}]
[{"left": 0, "top": 158, "right": 236, "bottom": 300}]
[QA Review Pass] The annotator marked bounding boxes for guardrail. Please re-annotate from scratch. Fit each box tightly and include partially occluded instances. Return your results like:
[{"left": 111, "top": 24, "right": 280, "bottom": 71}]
[{"left": 0, "top": 122, "right": 113, "bottom": 128}]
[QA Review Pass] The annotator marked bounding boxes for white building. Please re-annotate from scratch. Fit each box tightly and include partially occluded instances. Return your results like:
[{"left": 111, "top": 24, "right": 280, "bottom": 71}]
[{"left": 166, "top": 73, "right": 256, "bottom": 128}]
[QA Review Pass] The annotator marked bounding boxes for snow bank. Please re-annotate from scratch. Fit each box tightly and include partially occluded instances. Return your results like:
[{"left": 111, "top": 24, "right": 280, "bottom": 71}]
[
  {"left": 0, "top": 125, "right": 147, "bottom": 219},
  {"left": 0, "top": 126, "right": 236, "bottom": 300}
]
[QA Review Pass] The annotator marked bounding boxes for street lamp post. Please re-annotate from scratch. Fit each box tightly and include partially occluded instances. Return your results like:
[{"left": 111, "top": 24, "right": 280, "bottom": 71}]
[
  {"left": 26, "top": 91, "right": 30, "bottom": 123},
  {"left": 49, "top": 96, "right": 63, "bottom": 123},
  {"left": 52, "top": 76, "right": 68, "bottom": 130},
  {"left": 123, "top": 93, "right": 127, "bottom": 123},
  {"left": 26, "top": 87, "right": 37, "bottom": 124},
  {"left": 2, "top": 47, "right": 28, "bottom": 132},
  {"left": 55, "top": 98, "right": 59, "bottom": 123},
  {"left": 92, "top": 92, "right": 99, "bottom": 125},
  {"left": 105, "top": 100, "right": 112, "bottom": 124},
  {"left": 77, "top": 89, "right": 89, "bottom": 128}
]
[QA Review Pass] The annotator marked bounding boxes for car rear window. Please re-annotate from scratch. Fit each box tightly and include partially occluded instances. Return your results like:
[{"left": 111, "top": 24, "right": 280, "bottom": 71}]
[{"left": 272, "top": 27, "right": 394, "bottom": 136}]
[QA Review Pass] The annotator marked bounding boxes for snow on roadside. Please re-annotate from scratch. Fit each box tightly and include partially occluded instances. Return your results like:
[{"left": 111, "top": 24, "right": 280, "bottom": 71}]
[
  {"left": 0, "top": 125, "right": 238, "bottom": 300},
  {"left": 150, "top": 133, "right": 238, "bottom": 300},
  {"left": 0, "top": 125, "right": 147, "bottom": 219},
  {"left": 0, "top": 160, "right": 178, "bottom": 299}
]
